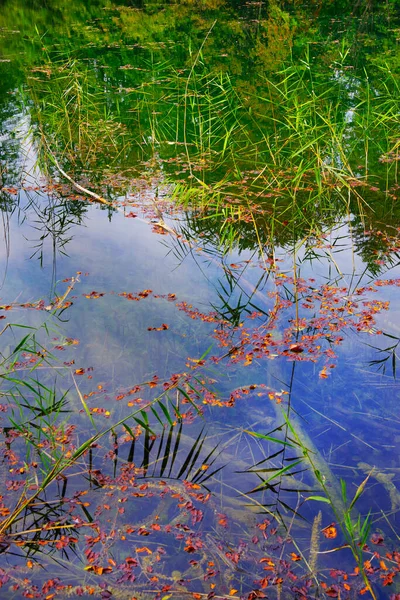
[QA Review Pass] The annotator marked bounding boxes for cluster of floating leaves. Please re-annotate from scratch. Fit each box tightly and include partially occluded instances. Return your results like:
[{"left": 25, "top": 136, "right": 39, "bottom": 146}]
[
  {"left": 0, "top": 451, "right": 399, "bottom": 600},
  {"left": 62, "top": 268, "right": 400, "bottom": 387},
  {"left": 1, "top": 417, "right": 399, "bottom": 600},
  {"left": 210, "top": 273, "right": 397, "bottom": 378}
]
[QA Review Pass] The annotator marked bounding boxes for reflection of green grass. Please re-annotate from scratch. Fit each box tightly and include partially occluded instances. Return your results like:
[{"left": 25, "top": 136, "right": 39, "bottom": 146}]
[
  {"left": 169, "top": 56, "right": 399, "bottom": 244},
  {"left": 27, "top": 59, "right": 130, "bottom": 178},
  {"left": 107, "top": 52, "right": 398, "bottom": 255},
  {"left": 17, "top": 40, "right": 400, "bottom": 261}
]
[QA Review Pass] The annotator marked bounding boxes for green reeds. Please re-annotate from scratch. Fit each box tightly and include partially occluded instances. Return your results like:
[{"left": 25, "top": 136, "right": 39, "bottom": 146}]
[{"left": 245, "top": 411, "right": 377, "bottom": 599}]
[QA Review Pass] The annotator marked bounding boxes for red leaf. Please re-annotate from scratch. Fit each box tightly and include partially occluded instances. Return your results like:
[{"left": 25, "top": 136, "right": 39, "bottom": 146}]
[{"left": 289, "top": 344, "right": 304, "bottom": 353}]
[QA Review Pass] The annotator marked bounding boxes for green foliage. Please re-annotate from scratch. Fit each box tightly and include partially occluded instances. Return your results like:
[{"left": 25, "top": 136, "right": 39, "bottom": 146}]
[{"left": 244, "top": 411, "right": 377, "bottom": 598}]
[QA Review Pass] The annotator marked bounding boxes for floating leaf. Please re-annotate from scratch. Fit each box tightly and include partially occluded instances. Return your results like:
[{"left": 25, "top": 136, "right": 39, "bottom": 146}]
[{"left": 322, "top": 523, "right": 337, "bottom": 539}]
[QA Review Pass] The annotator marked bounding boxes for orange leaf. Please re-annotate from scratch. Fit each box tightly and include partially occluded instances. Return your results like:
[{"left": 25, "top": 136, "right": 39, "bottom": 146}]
[
  {"left": 322, "top": 523, "right": 337, "bottom": 539},
  {"left": 84, "top": 565, "right": 112, "bottom": 575},
  {"left": 136, "top": 547, "right": 152, "bottom": 554},
  {"left": 319, "top": 366, "right": 330, "bottom": 379},
  {"left": 290, "top": 552, "right": 301, "bottom": 561}
]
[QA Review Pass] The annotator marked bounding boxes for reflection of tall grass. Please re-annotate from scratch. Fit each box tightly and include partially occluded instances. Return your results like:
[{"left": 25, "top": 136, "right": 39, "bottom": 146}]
[
  {"left": 129, "top": 59, "right": 247, "bottom": 167},
  {"left": 130, "top": 53, "right": 399, "bottom": 238},
  {"left": 26, "top": 61, "right": 129, "bottom": 175},
  {"left": 22, "top": 50, "right": 399, "bottom": 248},
  {"left": 362, "top": 64, "right": 399, "bottom": 188}
]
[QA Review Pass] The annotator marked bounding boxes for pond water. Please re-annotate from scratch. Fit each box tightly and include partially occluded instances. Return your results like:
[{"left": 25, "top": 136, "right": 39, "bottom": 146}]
[{"left": 0, "top": 1, "right": 400, "bottom": 599}]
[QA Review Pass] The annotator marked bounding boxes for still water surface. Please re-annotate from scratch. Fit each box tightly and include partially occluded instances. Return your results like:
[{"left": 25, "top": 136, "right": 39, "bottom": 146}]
[{"left": 0, "top": 1, "right": 399, "bottom": 598}]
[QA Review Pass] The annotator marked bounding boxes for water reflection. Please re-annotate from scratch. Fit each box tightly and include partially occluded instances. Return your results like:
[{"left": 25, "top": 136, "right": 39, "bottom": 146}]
[{"left": 0, "top": 0, "right": 399, "bottom": 598}]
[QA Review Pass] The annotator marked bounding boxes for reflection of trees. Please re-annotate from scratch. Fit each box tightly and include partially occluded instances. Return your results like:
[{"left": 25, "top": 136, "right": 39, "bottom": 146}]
[
  {"left": 0, "top": 0, "right": 398, "bottom": 268},
  {"left": 21, "top": 48, "right": 399, "bottom": 236},
  {"left": 173, "top": 186, "right": 400, "bottom": 262},
  {"left": 1, "top": 0, "right": 398, "bottom": 171},
  {"left": 1, "top": 0, "right": 397, "bottom": 75}
]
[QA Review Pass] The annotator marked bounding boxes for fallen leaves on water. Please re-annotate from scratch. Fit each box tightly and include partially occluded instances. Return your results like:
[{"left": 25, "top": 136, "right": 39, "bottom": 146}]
[
  {"left": 84, "top": 565, "right": 113, "bottom": 575},
  {"left": 319, "top": 366, "right": 331, "bottom": 379},
  {"left": 152, "top": 224, "right": 169, "bottom": 235},
  {"left": 91, "top": 407, "right": 110, "bottom": 418},
  {"left": 147, "top": 324, "right": 169, "bottom": 331},
  {"left": 371, "top": 533, "right": 384, "bottom": 545},
  {"left": 218, "top": 514, "right": 228, "bottom": 527},
  {"left": 244, "top": 353, "right": 253, "bottom": 366},
  {"left": 322, "top": 523, "right": 337, "bottom": 539},
  {"left": 84, "top": 291, "right": 105, "bottom": 299},
  {"left": 119, "top": 289, "right": 153, "bottom": 301},
  {"left": 1, "top": 187, "right": 18, "bottom": 194},
  {"left": 324, "top": 586, "right": 340, "bottom": 598},
  {"left": 289, "top": 344, "right": 304, "bottom": 353},
  {"left": 290, "top": 552, "right": 301, "bottom": 561},
  {"left": 382, "top": 571, "right": 396, "bottom": 586},
  {"left": 136, "top": 547, "right": 152, "bottom": 554}
]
